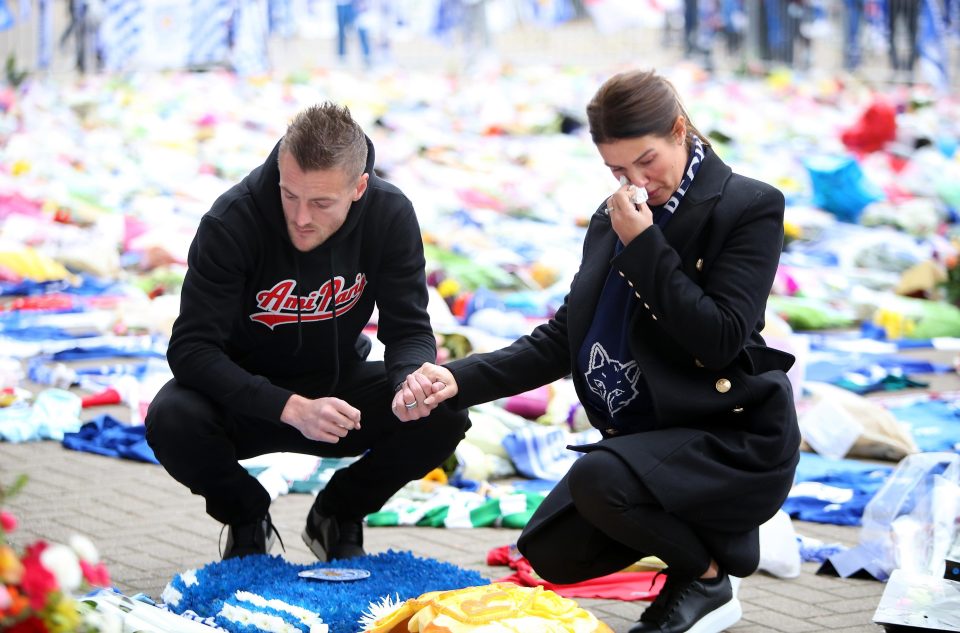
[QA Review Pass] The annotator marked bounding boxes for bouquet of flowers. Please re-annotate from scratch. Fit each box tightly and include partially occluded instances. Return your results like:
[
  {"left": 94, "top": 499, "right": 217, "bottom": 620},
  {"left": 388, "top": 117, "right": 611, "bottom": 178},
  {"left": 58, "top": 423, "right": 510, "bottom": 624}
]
[{"left": 1, "top": 474, "right": 113, "bottom": 632}]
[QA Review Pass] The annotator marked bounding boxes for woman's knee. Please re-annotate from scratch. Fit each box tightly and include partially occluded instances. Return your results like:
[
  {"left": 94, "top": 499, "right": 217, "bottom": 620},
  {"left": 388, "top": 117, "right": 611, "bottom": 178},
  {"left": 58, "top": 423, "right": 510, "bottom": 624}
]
[
  {"left": 519, "top": 537, "right": 588, "bottom": 585},
  {"left": 566, "top": 450, "right": 632, "bottom": 514}
]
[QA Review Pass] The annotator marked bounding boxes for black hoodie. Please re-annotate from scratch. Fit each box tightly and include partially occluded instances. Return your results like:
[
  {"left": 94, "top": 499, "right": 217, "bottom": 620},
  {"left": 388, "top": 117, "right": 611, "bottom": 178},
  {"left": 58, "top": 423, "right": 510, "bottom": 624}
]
[{"left": 165, "top": 137, "right": 437, "bottom": 422}]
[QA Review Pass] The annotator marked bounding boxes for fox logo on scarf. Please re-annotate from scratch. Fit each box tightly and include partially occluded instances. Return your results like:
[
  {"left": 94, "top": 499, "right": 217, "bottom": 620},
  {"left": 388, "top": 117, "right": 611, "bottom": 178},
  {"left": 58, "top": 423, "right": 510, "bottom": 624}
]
[
  {"left": 585, "top": 343, "right": 640, "bottom": 415},
  {"left": 250, "top": 274, "right": 367, "bottom": 329}
]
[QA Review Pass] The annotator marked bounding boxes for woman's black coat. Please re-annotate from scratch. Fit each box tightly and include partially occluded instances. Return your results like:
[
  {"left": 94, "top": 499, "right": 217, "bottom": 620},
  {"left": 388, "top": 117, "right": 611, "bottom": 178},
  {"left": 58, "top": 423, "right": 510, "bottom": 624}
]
[{"left": 446, "top": 148, "right": 801, "bottom": 573}]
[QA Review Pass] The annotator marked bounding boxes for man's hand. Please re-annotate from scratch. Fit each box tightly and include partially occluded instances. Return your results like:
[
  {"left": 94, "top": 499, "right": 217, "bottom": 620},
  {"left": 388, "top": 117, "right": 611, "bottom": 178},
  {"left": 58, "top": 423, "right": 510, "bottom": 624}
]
[
  {"left": 392, "top": 363, "right": 458, "bottom": 421},
  {"left": 281, "top": 394, "right": 361, "bottom": 442}
]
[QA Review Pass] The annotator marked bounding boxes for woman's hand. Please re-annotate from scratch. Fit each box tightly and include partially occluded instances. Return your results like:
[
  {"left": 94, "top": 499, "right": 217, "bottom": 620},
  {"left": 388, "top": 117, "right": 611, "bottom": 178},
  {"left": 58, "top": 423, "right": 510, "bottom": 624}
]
[
  {"left": 420, "top": 363, "right": 457, "bottom": 405},
  {"left": 606, "top": 179, "right": 653, "bottom": 246},
  {"left": 392, "top": 363, "right": 458, "bottom": 421}
]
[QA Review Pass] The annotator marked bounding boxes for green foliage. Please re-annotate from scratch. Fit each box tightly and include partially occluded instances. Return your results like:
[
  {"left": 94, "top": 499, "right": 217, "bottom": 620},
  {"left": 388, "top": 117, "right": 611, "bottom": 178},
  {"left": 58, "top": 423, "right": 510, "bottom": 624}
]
[
  {"left": 0, "top": 473, "right": 28, "bottom": 505},
  {"left": 5, "top": 53, "right": 28, "bottom": 88},
  {"left": 424, "top": 243, "right": 519, "bottom": 291}
]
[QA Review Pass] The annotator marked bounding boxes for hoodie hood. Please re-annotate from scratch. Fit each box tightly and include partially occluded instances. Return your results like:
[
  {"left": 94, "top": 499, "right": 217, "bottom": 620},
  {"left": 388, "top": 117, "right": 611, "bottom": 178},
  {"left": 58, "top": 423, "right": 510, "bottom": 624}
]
[{"left": 246, "top": 135, "right": 378, "bottom": 252}]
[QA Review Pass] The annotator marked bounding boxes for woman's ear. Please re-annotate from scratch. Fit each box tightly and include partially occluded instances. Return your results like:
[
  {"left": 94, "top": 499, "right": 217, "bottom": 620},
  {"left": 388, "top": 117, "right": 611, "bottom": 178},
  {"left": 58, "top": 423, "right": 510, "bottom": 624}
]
[{"left": 673, "top": 116, "right": 687, "bottom": 144}]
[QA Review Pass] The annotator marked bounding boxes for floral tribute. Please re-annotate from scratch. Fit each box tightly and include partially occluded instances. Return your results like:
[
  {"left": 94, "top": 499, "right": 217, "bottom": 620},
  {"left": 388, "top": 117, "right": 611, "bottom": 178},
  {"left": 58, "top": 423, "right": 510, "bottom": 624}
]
[{"left": 1, "top": 475, "right": 113, "bottom": 632}]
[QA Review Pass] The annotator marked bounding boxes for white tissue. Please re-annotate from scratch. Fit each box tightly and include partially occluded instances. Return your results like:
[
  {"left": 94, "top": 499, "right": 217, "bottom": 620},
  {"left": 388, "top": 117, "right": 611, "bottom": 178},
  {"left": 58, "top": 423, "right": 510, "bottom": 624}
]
[{"left": 618, "top": 176, "right": 648, "bottom": 205}]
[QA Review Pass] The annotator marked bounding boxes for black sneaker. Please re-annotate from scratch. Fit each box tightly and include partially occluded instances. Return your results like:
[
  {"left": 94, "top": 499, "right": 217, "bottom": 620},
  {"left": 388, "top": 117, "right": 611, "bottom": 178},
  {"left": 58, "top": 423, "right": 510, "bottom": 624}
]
[
  {"left": 629, "top": 570, "right": 741, "bottom": 633},
  {"left": 301, "top": 495, "right": 366, "bottom": 561},
  {"left": 222, "top": 512, "right": 280, "bottom": 560}
]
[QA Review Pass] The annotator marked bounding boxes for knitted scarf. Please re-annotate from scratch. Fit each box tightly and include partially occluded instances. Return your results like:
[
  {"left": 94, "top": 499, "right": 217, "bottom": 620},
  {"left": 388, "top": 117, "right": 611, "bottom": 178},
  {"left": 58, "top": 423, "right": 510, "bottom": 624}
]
[{"left": 659, "top": 134, "right": 706, "bottom": 217}]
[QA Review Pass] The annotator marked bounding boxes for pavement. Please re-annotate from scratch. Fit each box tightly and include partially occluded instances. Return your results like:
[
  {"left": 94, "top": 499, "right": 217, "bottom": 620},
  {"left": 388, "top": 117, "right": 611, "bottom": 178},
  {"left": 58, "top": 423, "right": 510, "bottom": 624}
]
[{"left": 8, "top": 349, "right": 958, "bottom": 632}]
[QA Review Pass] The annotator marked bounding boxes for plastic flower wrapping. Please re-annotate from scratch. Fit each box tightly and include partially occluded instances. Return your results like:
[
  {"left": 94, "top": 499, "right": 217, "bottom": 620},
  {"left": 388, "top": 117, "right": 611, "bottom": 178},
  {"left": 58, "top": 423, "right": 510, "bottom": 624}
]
[{"left": 0, "top": 475, "right": 114, "bottom": 632}]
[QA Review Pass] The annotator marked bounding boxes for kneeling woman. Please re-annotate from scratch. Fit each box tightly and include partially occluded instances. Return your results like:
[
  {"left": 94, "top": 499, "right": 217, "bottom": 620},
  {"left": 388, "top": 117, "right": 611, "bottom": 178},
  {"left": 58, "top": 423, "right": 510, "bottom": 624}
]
[{"left": 403, "top": 69, "right": 801, "bottom": 633}]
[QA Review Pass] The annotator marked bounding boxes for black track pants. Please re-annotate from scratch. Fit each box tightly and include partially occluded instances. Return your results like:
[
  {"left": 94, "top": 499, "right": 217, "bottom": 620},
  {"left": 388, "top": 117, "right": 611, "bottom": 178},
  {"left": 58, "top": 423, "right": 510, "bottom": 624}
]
[{"left": 145, "top": 360, "right": 470, "bottom": 525}]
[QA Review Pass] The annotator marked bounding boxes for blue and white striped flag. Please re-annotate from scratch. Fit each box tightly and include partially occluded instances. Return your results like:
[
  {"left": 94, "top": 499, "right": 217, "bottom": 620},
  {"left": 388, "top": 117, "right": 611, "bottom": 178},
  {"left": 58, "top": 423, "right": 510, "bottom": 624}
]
[
  {"left": 267, "top": 0, "right": 294, "bottom": 37},
  {"left": 99, "top": 0, "right": 144, "bottom": 71},
  {"left": 38, "top": 0, "right": 53, "bottom": 69},
  {"left": 918, "top": 0, "right": 948, "bottom": 92},
  {"left": 231, "top": 0, "right": 270, "bottom": 75},
  {"left": 501, "top": 425, "right": 601, "bottom": 482},
  {"left": 0, "top": 0, "right": 14, "bottom": 31},
  {"left": 189, "top": 0, "right": 233, "bottom": 66}
]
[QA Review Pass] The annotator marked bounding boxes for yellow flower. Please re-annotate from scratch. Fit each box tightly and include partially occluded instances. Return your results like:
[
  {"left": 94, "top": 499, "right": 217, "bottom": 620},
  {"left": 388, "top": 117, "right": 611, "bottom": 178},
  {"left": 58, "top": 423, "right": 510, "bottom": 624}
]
[
  {"left": 0, "top": 544, "right": 24, "bottom": 584},
  {"left": 783, "top": 221, "right": 802, "bottom": 241},
  {"left": 47, "top": 593, "right": 83, "bottom": 632}
]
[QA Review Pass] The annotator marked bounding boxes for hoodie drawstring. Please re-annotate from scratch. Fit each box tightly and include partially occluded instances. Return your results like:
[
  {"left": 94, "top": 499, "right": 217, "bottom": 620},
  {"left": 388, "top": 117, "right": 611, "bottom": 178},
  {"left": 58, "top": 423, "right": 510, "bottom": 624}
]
[
  {"left": 292, "top": 255, "right": 303, "bottom": 356},
  {"left": 327, "top": 247, "right": 340, "bottom": 394}
]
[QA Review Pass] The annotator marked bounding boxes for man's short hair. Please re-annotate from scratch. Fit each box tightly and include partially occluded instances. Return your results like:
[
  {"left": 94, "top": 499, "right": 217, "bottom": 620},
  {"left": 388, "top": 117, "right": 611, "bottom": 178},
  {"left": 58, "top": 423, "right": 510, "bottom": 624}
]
[{"left": 279, "top": 102, "right": 368, "bottom": 180}]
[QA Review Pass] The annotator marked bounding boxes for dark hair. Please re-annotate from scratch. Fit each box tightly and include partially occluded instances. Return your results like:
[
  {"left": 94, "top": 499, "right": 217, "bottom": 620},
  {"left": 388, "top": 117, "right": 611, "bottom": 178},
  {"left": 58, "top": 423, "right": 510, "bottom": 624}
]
[
  {"left": 586, "top": 69, "right": 710, "bottom": 150},
  {"left": 278, "top": 102, "right": 368, "bottom": 180}
]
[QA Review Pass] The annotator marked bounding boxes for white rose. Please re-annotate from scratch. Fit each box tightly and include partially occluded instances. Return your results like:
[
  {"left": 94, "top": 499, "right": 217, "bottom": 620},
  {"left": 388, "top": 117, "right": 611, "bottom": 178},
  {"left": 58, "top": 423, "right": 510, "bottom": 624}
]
[
  {"left": 69, "top": 534, "right": 100, "bottom": 563},
  {"left": 82, "top": 608, "right": 124, "bottom": 633},
  {"left": 40, "top": 543, "right": 83, "bottom": 592}
]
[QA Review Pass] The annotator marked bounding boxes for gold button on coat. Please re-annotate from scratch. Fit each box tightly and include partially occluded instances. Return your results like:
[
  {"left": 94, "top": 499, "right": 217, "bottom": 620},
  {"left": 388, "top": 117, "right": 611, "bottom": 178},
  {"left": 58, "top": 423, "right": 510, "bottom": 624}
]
[
  {"left": 715, "top": 378, "right": 731, "bottom": 393},
  {"left": 696, "top": 258, "right": 704, "bottom": 271}
]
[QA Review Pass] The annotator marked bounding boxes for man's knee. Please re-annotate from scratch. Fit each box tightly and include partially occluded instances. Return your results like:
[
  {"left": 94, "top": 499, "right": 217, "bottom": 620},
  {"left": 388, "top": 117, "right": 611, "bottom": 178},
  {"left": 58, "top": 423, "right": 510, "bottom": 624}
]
[
  {"left": 420, "top": 403, "right": 471, "bottom": 444},
  {"left": 145, "top": 381, "right": 218, "bottom": 449}
]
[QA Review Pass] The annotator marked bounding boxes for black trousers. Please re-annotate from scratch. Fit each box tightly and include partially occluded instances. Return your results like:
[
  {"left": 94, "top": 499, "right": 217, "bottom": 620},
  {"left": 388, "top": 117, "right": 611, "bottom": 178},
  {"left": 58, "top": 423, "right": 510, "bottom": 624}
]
[
  {"left": 145, "top": 360, "right": 470, "bottom": 525},
  {"left": 518, "top": 449, "right": 732, "bottom": 584}
]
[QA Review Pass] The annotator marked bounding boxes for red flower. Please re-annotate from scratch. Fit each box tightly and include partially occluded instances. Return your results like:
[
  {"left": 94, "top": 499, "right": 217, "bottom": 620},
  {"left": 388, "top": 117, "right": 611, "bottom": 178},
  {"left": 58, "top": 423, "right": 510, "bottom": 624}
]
[
  {"left": 0, "top": 511, "right": 16, "bottom": 532},
  {"left": 6, "top": 615, "right": 48, "bottom": 632},
  {"left": 80, "top": 559, "right": 110, "bottom": 587},
  {"left": 19, "top": 542, "right": 58, "bottom": 610},
  {"left": 2, "top": 585, "right": 29, "bottom": 618}
]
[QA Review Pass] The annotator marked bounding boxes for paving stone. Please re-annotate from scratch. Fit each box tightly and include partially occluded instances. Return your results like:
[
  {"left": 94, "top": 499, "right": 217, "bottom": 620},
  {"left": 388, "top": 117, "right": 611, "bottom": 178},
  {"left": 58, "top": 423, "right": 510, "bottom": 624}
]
[{"left": 809, "top": 609, "right": 886, "bottom": 630}]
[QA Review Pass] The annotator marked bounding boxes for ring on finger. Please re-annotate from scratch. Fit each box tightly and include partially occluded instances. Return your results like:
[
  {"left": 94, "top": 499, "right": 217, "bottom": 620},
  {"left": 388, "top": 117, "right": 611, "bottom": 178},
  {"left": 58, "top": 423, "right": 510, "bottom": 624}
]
[{"left": 404, "top": 401, "right": 417, "bottom": 409}]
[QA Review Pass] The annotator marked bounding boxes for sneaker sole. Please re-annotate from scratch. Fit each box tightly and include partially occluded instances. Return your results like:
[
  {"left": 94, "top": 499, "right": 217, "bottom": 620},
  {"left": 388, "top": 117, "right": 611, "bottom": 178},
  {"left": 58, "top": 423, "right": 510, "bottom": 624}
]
[
  {"left": 301, "top": 527, "right": 329, "bottom": 562},
  {"left": 729, "top": 576, "right": 742, "bottom": 598},
  {"left": 686, "top": 597, "right": 742, "bottom": 633}
]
